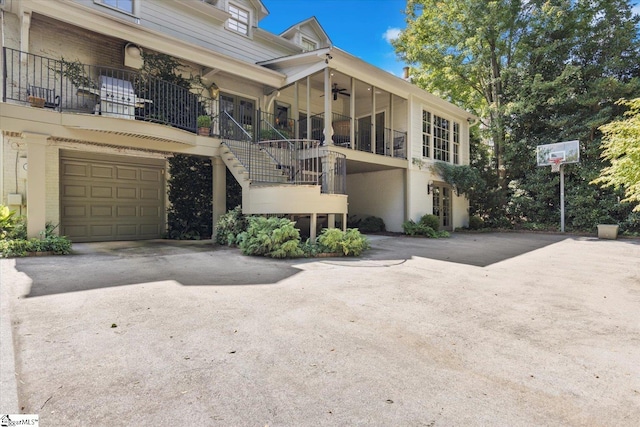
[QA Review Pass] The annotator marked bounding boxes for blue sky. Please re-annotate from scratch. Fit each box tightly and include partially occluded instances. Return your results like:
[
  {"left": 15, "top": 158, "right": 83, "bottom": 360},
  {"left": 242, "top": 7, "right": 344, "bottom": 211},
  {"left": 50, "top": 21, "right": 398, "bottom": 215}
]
[
  {"left": 259, "top": 0, "right": 408, "bottom": 76},
  {"left": 259, "top": 1, "right": 640, "bottom": 78}
]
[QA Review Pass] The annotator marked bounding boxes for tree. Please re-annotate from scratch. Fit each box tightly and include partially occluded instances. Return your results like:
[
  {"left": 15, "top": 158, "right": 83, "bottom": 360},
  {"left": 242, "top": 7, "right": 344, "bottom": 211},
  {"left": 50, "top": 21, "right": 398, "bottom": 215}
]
[
  {"left": 394, "top": 0, "right": 528, "bottom": 186},
  {"left": 395, "top": 0, "right": 640, "bottom": 230},
  {"left": 592, "top": 98, "right": 640, "bottom": 211}
]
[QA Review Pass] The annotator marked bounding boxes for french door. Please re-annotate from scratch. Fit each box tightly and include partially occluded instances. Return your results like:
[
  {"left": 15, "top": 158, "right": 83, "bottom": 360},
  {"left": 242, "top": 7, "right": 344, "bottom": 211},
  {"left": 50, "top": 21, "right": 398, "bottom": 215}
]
[
  {"left": 432, "top": 183, "right": 453, "bottom": 231},
  {"left": 219, "top": 93, "right": 255, "bottom": 139}
]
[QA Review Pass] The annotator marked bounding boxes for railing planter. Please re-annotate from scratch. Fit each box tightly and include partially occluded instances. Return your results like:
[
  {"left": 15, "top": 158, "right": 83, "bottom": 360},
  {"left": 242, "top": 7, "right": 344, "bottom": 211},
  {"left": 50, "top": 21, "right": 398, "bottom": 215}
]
[
  {"left": 28, "top": 96, "right": 45, "bottom": 108},
  {"left": 597, "top": 224, "right": 619, "bottom": 239}
]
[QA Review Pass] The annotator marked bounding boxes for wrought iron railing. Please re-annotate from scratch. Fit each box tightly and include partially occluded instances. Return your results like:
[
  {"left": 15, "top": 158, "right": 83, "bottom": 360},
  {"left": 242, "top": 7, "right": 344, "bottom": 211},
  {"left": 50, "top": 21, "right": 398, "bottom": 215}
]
[
  {"left": 258, "top": 111, "right": 296, "bottom": 141},
  {"left": 221, "top": 112, "right": 345, "bottom": 193},
  {"left": 2, "top": 47, "right": 215, "bottom": 133}
]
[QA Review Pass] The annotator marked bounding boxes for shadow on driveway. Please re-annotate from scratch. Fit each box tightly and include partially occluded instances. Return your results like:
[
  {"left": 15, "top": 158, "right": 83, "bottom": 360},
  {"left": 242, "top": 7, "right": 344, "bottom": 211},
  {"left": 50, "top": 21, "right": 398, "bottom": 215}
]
[{"left": 14, "top": 232, "right": 573, "bottom": 298}]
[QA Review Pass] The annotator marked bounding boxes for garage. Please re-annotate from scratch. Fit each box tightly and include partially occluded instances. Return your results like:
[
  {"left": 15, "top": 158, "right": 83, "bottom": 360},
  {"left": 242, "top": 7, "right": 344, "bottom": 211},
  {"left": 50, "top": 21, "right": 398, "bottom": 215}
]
[{"left": 60, "top": 151, "right": 166, "bottom": 242}]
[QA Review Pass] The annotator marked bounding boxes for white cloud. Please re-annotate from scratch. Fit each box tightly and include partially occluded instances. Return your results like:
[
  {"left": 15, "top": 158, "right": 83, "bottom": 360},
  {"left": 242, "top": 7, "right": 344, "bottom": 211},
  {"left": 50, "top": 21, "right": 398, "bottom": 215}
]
[{"left": 382, "top": 27, "right": 402, "bottom": 43}]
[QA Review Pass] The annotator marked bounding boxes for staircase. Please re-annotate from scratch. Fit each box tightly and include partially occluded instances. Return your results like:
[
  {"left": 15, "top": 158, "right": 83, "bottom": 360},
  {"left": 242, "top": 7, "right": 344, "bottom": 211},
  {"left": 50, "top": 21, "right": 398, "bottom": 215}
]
[{"left": 217, "top": 112, "right": 348, "bottom": 234}]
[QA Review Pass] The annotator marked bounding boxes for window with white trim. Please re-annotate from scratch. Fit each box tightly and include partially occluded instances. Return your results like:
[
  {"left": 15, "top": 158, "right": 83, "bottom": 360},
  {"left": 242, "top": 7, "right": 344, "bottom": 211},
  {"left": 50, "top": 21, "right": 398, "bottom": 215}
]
[
  {"left": 301, "top": 37, "right": 317, "bottom": 52},
  {"left": 228, "top": 4, "right": 250, "bottom": 35},
  {"left": 422, "top": 110, "right": 431, "bottom": 158},
  {"left": 453, "top": 122, "right": 460, "bottom": 164},
  {"left": 98, "top": 0, "right": 134, "bottom": 14},
  {"left": 433, "top": 115, "right": 450, "bottom": 162}
]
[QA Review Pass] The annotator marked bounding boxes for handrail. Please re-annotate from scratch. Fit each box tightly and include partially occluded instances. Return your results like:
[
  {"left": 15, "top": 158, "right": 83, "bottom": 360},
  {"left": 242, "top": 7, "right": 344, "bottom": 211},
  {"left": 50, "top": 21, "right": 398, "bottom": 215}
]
[{"left": 221, "top": 110, "right": 252, "bottom": 141}]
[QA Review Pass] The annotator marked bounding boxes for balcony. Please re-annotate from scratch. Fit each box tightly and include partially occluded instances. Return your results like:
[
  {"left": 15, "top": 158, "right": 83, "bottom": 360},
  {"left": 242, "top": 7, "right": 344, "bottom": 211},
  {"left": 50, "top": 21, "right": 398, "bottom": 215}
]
[
  {"left": 299, "top": 112, "right": 407, "bottom": 159},
  {"left": 2, "top": 47, "right": 215, "bottom": 134}
]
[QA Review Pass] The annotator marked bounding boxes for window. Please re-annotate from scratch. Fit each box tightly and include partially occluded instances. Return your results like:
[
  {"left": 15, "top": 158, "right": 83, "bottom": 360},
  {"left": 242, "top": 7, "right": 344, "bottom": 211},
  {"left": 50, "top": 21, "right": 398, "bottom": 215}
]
[
  {"left": 422, "top": 110, "right": 431, "bottom": 158},
  {"left": 301, "top": 37, "right": 317, "bottom": 52},
  {"left": 99, "top": 0, "right": 134, "bottom": 14},
  {"left": 228, "top": 4, "right": 250, "bottom": 35},
  {"left": 453, "top": 122, "right": 460, "bottom": 164},
  {"left": 433, "top": 115, "right": 450, "bottom": 162}
]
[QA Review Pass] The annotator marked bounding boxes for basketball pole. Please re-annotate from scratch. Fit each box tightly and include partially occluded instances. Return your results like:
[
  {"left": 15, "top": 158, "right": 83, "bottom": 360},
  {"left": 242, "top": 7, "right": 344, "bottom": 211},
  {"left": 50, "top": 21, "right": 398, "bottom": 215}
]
[{"left": 560, "top": 164, "right": 565, "bottom": 232}]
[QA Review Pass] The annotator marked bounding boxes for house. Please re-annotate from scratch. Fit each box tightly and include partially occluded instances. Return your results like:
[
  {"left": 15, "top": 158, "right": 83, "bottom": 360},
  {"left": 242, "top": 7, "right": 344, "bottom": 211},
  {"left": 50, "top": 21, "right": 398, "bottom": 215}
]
[{"left": 0, "top": 0, "right": 474, "bottom": 242}]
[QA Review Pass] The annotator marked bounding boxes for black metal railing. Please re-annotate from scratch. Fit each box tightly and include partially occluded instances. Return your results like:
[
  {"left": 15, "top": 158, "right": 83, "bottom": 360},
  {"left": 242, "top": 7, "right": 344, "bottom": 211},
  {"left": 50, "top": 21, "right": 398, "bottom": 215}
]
[
  {"left": 331, "top": 112, "right": 351, "bottom": 147},
  {"left": 258, "top": 111, "right": 296, "bottom": 141},
  {"left": 389, "top": 129, "right": 407, "bottom": 159},
  {"left": 221, "top": 112, "right": 345, "bottom": 194},
  {"left": 3, "top": 47, "right": 215, "bottom": 133}
]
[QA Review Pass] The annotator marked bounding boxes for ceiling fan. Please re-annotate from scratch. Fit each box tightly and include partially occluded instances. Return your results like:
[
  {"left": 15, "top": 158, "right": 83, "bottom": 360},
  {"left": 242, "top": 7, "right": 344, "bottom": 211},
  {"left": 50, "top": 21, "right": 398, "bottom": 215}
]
[{"left": 321, "top": 83, "right": 351, "bottom": 100}]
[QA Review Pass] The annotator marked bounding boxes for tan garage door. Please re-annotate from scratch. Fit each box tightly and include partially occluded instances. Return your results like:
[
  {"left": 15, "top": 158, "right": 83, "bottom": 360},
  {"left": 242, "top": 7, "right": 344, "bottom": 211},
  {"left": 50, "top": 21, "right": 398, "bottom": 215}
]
[{"left": 60, "top": 151, "right": 165, "bottom": 242}]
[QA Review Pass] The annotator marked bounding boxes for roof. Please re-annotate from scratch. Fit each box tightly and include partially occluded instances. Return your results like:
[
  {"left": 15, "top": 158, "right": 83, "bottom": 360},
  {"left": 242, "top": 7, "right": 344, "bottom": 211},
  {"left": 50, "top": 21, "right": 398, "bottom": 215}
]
[{"left": 278, "top": 16, "right": 332, "bottom": 47}]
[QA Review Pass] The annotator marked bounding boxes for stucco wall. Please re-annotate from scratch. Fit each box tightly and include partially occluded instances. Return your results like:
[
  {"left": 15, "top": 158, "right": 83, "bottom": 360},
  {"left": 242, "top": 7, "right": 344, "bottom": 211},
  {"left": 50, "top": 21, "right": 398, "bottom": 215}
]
[{"left": 346, "top": 169, "right": 405, "bottom": 232}]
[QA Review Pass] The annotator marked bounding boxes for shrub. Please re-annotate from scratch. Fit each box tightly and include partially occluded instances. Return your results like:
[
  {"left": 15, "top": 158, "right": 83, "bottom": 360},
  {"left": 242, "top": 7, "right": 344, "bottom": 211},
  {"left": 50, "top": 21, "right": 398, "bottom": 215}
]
[
  {"left": 197, "top": 115, "right": 212, "bottom": 128},
  {"left": 215, "top": 206, "right": 248, "bottom": 246},
  {"left": 402, "top": 220, "right": 450, "bottom": 238},
  {"left": 0, "top": 213, "right": 72, "bottom": 258},
  {"left": 317, "top": 228, "right": 370, "bottom": 256},
  {"left": 239, "top": 216, "right": 304, "bottom": 258},
  {"left": 468, "top": 215, "right": 484, "bottom": 230},
  {"left": 419, "top": 214, "right": 440, "bottom": 231},
  {"left": 358, "top": 216, "right": 386, "bottom": 233}
]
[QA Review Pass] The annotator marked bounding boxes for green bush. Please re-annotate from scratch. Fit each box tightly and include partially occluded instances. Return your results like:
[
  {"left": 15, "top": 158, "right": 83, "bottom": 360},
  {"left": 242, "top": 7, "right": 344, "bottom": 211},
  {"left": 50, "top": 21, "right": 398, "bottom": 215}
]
[
  {"left": 215, "top": 206, "right": 248, "bottom": 246},
  {"left": 317, "top": 228, "right": 370, "bottom": 256},
  {"left": 0, "top": 212, "right": 72, "bottom": 258},
  {"left": 419, "top": 214, "right": 440, "bottom": 231},
  {"left": 358, "top": 216, "right": 386, "bottom": 233},
  {"left": 468, "top": 215, "right": 484, "bottom": 230},
  {"left": 239, "top": 216, "right": 304, "bottom": 258},
  {"left": 402, "top": 220, "right": 450, "bottom": 238}
]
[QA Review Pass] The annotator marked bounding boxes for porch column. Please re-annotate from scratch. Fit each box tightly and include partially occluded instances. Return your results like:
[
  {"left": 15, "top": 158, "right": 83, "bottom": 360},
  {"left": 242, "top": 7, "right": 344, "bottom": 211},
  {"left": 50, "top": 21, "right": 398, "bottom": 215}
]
[
  {"left": 20, "top": 11, "right": 32, "bottom": 54},
  {"left": 212, "top": 156, "right": 226, "bottom": 238},
  {"left": 25, "top": 133, "right": 47, "bottom": 238},
  {"left": 350, "top": 77, "right": 356, "bottom": 149},
  {"left": 323, "top": 67, "right": 333, "bottom": 145},
  {"left": 310, "top": 213, "right": 317, "bottom": 241},
  {"left": 342, "top": 213, "right": 347, "bottom": 231},
  {"left": 327, "top": 214, "right": 335, "bottom": 229},
  {"left": 370, "top": 85, "right": 376, "bottom": 153},
  {"left": 293, "top": 82, "right": 299, "bottom": 139},
  {"left": 389, "top": 93, "right": 394, "bottom": 157},
  {"left": 306, "top": 76, "right": 311, "bottom": 135}
]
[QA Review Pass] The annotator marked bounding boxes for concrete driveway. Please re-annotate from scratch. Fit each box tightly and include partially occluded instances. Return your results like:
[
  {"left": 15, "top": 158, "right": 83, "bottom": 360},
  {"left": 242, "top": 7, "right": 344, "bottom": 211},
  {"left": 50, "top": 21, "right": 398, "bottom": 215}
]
[{"left": 1, "top": 232, "right": 639, "bottom": 426}]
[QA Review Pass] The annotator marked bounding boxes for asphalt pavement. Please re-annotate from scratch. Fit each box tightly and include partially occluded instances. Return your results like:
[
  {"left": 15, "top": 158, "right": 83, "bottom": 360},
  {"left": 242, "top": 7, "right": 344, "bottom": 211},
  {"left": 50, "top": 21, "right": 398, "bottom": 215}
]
[{"left": 1, "top": 232, "right": 639, "bottom": 426}]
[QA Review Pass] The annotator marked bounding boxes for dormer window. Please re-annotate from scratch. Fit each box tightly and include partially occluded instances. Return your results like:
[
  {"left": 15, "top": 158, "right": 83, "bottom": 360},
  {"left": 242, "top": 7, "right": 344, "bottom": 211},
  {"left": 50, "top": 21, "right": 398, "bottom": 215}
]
[
  {"left": 96, "top": 0, "right": 134, "bottom": 14},
  {"left": 228, "top": 4, "right": 250, "bottom": 35},
  {"left": 301, "top": 36, "right": 317, "bottom": 52}
]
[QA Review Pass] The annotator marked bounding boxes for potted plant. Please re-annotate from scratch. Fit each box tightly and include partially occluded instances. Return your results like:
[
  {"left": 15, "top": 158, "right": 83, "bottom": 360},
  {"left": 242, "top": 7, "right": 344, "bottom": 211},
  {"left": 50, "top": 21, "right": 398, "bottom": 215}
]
[{"left": 197, "top": 115, "right": 211, "bottom": 136}]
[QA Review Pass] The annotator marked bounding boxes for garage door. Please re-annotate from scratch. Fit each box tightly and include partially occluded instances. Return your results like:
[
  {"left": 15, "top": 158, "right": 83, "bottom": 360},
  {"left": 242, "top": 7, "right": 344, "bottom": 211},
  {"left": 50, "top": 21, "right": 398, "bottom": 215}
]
[{"left": 60, "top": 151, "right": 166, "bottom": 242}]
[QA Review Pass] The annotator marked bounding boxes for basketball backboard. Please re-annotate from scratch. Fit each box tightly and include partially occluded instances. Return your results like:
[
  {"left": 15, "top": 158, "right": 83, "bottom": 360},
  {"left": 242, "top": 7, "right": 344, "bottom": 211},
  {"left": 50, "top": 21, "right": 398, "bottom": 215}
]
[{"left": 536, "top": 140, "right": 580, "bottom": 166}]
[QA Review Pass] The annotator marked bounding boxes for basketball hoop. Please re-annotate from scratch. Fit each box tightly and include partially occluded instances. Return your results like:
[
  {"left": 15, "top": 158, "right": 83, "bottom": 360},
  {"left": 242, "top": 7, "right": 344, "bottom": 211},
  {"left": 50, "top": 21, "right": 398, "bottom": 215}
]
[{"left": 550, "top": 158, "right": 563, "bottom": 173}]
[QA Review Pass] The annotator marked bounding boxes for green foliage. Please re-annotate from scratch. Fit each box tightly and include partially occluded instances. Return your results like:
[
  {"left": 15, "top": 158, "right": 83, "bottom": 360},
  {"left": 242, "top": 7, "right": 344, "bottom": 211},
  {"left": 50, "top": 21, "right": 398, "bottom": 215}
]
[
  {"left": 592, "top": 98, "right": 640, "bottom": 211},
  {"left": 396, "top": 0, "right": 640, "bottom": 231},
  {"left": 215, "top": 206, "right": 248, "bottom": 246},
  {"left": 197, "top": 115, "right": 212, "bottom": 128},
  {"left": 402, "top": 220, "right": 450, "bottom": 238},
  {"left": 0, "top": 205, "right": 18, "bottom": 239},
  {"left": 431, "top": 162, "right": 483, "bottom": 197},
  {"left": 316, "top": 228, "right": 370, "bottom": 257},
  {"left": 358, "top": 216, "right": 386, "bottom": 233},
  {"left": 166, "top": 155, "right": 213, "bottom": 240},
  {"left": 239, "top": 216, "right": 304, "bottom": 258},
  {"left": 419, "top": 214, "right": 440, "bottom": 231},
  {"left": 468, "top": 215, "right": 485, "bottom": 230},
  {"left": 0, "top": 211, "right": 72, "bottom": 257}
]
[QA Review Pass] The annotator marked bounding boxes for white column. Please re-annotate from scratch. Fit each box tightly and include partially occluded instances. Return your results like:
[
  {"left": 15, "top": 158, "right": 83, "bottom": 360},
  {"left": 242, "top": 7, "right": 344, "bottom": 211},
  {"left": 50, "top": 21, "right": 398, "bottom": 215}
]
[
  {"left": 323, "top": 67, "right": 333, "bottom": 145},
  {"left": 342, "top": 213, "right": 347, "bottom": 231},
  {"left": 350, "top": 77, "right": 356, "bottom": 149},
  {"left": 20, "top": 11, "right": 32, "bottom": 54},
  {"left": 327, "top": 214, "right": 335, "bottom": 229},
  {"left": 310, "top": 213, "right": 317, "bottom": 241},
  {"left": 25, "top": 133, "right": 47, "bottom": 238},
  {"left": 293, "top": 81, "right": 299, "bottom": 138},
  {"left": 389, "top": 92, "right": 394, "bottom": 156},
  {"left": 212, "top": 156, "right": 226, "bottom": 238},
  {"left": 371, "top": 85, "right": 376, "bottom": 153}
]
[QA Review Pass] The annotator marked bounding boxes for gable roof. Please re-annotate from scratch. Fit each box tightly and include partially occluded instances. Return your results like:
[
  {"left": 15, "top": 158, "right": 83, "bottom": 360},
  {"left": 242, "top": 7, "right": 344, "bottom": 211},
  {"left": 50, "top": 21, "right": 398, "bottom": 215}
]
[{"left": 279, "top": 16, "right": 332, "bottom": 47}]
